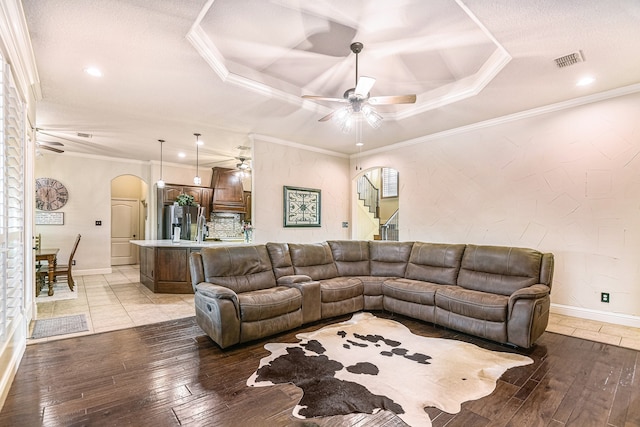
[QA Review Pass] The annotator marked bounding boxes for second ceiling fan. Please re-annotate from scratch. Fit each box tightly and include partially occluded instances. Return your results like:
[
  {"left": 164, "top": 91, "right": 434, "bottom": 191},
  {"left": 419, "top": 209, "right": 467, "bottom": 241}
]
[{"left": 302, "top": 42, "right": 417, "bottom": 132}]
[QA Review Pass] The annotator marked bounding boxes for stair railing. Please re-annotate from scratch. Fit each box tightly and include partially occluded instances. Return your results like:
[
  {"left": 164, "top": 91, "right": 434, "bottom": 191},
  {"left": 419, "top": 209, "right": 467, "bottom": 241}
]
[
  {"left": 357, "top": 175, "right": 379, "bottom": 218},
  {"left": 380, "top": 209, "right": 399, "bottom": 241}
]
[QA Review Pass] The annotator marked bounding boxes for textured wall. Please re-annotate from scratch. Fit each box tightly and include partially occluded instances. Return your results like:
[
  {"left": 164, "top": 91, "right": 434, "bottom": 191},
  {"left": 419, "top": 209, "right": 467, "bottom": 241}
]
[
  {"left": 358, "top": 92, "right": 640, "bottom": 318},
  {"left": 252, "top": 137, "right": 351, "bottom": 243}
]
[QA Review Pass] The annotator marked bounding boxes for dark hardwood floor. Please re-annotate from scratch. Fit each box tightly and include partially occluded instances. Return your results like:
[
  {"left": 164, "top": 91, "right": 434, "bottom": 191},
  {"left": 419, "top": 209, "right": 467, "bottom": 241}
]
[{"left": 1, "top": 312, "right": 639, "bottom": 426}]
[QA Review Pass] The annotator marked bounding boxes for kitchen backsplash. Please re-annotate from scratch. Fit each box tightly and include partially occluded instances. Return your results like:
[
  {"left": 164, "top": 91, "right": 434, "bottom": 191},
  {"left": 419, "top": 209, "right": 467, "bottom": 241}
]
[{"left": 207, "top": 213, "right": 243, "bottom": 239}]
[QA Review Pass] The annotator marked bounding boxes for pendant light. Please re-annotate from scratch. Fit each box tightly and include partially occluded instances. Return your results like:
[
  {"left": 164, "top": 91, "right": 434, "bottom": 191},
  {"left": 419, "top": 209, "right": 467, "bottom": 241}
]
[
  {"left": 193, "top": 133, "right": 202, "bottom": 185},
  {"left": 157, "top": 139, "right": 165, "bottom": 189}
]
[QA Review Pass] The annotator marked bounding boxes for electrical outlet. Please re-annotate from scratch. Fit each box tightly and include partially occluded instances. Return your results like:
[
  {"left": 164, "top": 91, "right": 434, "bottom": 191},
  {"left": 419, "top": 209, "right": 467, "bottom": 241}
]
[
  {"left": 601, "top": 292, "right": 609, "bottom": 303},
  {"left": 95, "top": 220, "right": 102, "bottom": 226},
  {"left": 72, "top": 260, "right": 76, "bottom": 266}
]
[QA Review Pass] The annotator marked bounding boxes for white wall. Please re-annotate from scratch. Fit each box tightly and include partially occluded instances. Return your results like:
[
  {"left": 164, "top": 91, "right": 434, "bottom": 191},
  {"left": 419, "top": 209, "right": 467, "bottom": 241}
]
[
  {"left": 252, "top": 136, "right": 351, "bottom": 243},
  {"left": 356, "top": 91, "right": 640, "bottom": 321},
  {"left": 35, "top": 154, "right": 150, "bottom": 273}
]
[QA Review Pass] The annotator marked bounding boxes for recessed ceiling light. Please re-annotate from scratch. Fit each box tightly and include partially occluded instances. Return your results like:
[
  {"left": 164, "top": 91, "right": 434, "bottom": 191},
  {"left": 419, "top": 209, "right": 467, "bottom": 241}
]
[
  {"left": 355, "top": 142, "right": 364, "bottom": 146},
  {"left": 84, "top": 67, "right": 103, "bottom": 77},
  {"left": 576, "top": 76, "right": 595, "bottom": 86},
  {"left": 178, "top": 152, "right": 186, "bottom": 158}
]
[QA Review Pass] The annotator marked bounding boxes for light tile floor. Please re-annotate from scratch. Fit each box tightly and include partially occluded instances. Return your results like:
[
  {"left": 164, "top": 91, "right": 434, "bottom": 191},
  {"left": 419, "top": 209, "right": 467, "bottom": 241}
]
[
  {"left": 547, "top": 312, "right": 640, "bottom": 351},
  {"left": 29, "top": 264, "right": 194, "bottom": 344},
  {"left": 30, "top": 265, "right": 640, "bottom": 351}
]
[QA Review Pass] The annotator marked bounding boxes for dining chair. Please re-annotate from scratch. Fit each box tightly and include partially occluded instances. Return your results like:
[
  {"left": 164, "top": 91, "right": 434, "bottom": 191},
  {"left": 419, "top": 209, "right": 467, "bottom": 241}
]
[{"left": 52, "top": 233, "right": 82, "bottom": 291}]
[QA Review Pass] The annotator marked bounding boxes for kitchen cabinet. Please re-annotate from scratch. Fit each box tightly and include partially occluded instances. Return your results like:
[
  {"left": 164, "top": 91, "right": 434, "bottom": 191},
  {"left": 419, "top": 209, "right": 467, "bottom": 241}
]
[
  {"left": 211, "top": 167, "right": 245, "bottom": 213},
  {"left": 243, "top": 191, "right": 252, "bottom": 223},
  {"left": 159, "top": 184, "right": 213, "bottom": 219},
  {"left": 139, "top": 246, "right": 197, "bottom": 293},
  {"left": 134, "top": 240, "right": 243, "bottom": 294}
]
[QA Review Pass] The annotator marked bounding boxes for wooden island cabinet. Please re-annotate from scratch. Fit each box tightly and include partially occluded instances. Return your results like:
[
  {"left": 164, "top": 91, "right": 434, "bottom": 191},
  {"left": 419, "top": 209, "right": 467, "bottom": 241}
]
[{"left": 133, "top": 240, "right": 243, "bottom": 293}]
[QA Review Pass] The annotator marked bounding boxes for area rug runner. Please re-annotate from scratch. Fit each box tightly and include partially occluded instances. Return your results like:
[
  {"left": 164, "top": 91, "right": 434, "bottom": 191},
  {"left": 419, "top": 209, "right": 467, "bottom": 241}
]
[
  {"left": 31, "top": 314, "right": 89, "bottom": 339},
  {"left": 247, "top": 312, "right": 533, "bottom": 426},
  {"left": 36, "top": 284, "right": 78, "bottom": 303}
]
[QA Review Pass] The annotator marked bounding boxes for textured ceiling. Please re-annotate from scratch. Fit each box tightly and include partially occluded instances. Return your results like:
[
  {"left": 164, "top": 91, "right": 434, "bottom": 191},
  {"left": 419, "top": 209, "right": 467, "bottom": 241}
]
[{"left": 22, "top": 0, "right": 640, "bottom": 168}]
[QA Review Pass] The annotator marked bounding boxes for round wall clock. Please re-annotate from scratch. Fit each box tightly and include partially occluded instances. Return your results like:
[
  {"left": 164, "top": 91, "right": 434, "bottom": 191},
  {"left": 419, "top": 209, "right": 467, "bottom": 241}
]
[{"left": 35, "top": 177, "right": 69, "bottom": 211}]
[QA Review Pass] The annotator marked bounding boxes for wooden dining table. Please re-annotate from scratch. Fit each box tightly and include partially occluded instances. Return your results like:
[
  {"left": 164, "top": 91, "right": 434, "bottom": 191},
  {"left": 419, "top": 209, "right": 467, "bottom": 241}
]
[{"left": 35, "top": 247, "right": 59, "bottom": 296}]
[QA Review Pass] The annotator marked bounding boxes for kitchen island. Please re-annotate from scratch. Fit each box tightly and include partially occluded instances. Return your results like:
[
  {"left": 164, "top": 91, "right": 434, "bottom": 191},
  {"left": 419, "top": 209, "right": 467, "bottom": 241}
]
[{"left": 130, "top": 239, "right": 244, "bottom": 294}]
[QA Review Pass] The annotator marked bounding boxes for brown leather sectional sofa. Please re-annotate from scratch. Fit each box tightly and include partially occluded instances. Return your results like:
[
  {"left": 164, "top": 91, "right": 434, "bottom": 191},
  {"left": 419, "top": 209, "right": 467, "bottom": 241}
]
[{"left": 189, "top": 241, "right": 554, "bottom": 349}]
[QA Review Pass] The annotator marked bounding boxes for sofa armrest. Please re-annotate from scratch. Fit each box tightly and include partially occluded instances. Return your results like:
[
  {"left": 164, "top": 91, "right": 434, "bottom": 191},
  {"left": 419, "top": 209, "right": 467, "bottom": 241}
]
[
  {"left": 507, "top": 284, "right": 551, "bottom": 348},
  {"left": 508, "top": 284, "right": 550, "bottom": 312},
  {"left": 193, "top": 282, "right": 241, "bottom": 348},
  {"left": 277, "top": 274, "right": 313, "bottom": 285},
  {"left": 196, "top": 281, "right": 238, "bottom": 299},
  {"left": 280, "top": 280, "right": 321, "bottom": 323}
]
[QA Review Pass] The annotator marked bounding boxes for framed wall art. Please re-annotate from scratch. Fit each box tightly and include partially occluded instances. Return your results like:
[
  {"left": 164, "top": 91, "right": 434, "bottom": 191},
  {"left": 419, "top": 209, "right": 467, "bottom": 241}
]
[
  {"left": 35, "top": 211, "right": 64, "bottom": 225},
  {"left": 283, "top": 186, "right": 321, "bottom": 227}
]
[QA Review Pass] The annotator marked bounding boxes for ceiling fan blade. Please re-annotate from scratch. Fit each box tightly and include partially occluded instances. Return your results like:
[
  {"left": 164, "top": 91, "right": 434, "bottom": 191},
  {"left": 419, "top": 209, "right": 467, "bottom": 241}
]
[
  {"left": 369, "top": 94, "right": 417, "bottom": 105},
  {"left": 39, "top": 145, "right": 64, "bottom": 153},
  {"left": 302, "top": 95, "right": 348, "bottom": 103},
  {"left": 319, "top": 110, "right": 336, "bottom": 122},
  {"left": 37, "top": 140, "right": 64, "bottom": 147},
  {"left": 355, "top": 76, "right": 376, "bottom": 97}
]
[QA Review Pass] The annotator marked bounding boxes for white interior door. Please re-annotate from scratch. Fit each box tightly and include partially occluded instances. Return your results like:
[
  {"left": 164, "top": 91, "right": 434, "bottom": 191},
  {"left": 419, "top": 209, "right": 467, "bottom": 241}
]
[{"left": 111, "top": 199, "right": 139, "bottom": 265}]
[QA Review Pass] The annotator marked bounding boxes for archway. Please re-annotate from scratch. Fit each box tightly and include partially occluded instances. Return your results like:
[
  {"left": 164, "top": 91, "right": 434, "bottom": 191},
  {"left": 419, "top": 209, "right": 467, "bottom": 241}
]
[
  {"left": 111, "top": 175, "right": 148, "bottom": 265},
  {"left": 353, "top": 167, "right": 399, "bottom": 241}
]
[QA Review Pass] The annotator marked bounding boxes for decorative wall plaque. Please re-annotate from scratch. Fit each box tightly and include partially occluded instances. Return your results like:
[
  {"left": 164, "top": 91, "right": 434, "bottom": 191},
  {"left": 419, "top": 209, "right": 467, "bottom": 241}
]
[
  {"left": 35, "top": 211, "right": 64, "bottom": 225},
  {"left": 283, "top": 186, "right": 321, "bottom": 227}
]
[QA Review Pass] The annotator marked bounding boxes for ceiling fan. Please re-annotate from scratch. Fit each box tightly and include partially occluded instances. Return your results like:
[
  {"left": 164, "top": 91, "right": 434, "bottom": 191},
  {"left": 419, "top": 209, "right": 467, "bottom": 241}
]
[
  {"left": 236, "top": 157, "right": 251, "bottom": 171},
  {"left": 302, "top": 41, "right": 417, "bottom": 132},
  {"left": 35, "top": 139, "right": 64, "bottom": 154},
  {"left": 34, "top": 127, "right": 97, "bottom": 154}
]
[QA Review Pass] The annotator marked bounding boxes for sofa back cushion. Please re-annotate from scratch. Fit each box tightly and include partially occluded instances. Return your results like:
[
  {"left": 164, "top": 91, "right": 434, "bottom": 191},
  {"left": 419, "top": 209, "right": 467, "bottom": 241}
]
[
  {"left": 200, "top": 245, "right": 276, "bottom": 293},
  {"left": 405, "top": 242, "right": 466, "bottom": 285},
  {"left": 369, "top": 241, "right": 413, "bottom": 277},
  {"left": 327, "top": 240, "right": 370, "bottom": 276},
  {"left": 457, "top": 245, "right": 543, "bottom": 296},
  {"left": 266, "top": 242, "right": 294, "bottom": 279},
  {"left": 289, "top": 242, "right": 338, "bottom": 280}
]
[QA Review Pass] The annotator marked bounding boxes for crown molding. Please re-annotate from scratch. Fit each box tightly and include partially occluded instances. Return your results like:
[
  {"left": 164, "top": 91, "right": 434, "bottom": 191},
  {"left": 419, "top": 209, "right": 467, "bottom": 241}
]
[
  {"left": 356, "top": 82, "right": 640, "bottom": 158},
  {"left": 250, "top": 133, "right": 349, "bottom": 159},
  {"left": 0, "top": 0, "right": 41, "bottom": 102}
]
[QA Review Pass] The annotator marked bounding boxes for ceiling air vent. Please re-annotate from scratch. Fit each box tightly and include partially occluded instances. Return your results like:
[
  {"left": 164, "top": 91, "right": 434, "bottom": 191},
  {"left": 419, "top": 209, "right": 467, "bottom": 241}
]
[
  {"left": 554, "top": 51, "right": 585, "bottom": 68},
  {"left": 76, "top": 132, "right": 92, "bottom": 138}
]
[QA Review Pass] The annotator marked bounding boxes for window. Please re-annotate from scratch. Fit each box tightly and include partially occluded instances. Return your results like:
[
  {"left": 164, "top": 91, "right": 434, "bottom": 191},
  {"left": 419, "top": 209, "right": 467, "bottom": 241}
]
[
  {"left": 0, "top": 56, "right": 25, "bottom": 346},
  {"left": 381, "top": 167, "right": 398, "bottom": 198}
]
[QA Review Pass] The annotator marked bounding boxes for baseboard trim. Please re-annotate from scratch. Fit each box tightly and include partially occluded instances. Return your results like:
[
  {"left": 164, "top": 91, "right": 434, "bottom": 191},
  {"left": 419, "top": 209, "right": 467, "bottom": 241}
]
[
  {"left": 551, "top": 303, "right": 640, "bottom": 328},
  {"left": 74, "top": 268, "right": 112, "bottom": 276}
]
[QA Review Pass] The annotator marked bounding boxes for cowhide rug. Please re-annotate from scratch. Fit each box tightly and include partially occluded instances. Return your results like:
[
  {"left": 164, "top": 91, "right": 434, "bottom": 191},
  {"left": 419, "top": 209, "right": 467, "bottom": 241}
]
[{"left": 247, "top": 312, "right": 533, "bottom": 426}]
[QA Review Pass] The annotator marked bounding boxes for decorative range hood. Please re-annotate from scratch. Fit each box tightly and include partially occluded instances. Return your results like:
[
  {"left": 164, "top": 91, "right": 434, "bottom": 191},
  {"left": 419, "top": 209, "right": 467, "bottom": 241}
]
[{"left": 210, "top": 167, "right": 246, "bottom": 213}]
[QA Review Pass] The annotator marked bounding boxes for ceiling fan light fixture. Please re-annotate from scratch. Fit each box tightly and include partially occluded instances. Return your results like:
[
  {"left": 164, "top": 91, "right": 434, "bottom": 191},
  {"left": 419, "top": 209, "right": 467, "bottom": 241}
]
[
  {"left": 333, "top": 105, "right": 353, "bottom": 133},
  {"left": 362, "top": 104, "right": 383, "bottom": 129}
]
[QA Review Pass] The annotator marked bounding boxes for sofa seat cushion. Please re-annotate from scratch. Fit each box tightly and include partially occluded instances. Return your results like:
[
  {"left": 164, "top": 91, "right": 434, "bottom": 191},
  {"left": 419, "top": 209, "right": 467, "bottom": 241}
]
[
  {"left": 319, "top": 277, "right": 363, "bottom": 303},
  {"left": 435, "top": 286, "right": 508, "bottom": 322},
  {"left": 357, "top": 276, "right": 394, "bottom": 296},
  {"left": 238, "top": 286, "right": 302, "bottom": 322},
  {"left": 382, "top": 278, "right": 439, "bottom": 305}
]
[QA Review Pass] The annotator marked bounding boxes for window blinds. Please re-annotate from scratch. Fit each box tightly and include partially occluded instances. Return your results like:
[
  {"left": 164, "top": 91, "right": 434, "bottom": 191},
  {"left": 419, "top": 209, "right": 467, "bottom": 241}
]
[{"left": 0, "top": 57, "right": 25, "bottom": 345}]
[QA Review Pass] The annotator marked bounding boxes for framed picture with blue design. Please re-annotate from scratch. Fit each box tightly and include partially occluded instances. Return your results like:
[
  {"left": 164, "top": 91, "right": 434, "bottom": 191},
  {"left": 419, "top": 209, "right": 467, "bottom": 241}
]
[{"left": 283, "top": 186, "right": 321, "bottom": 227}]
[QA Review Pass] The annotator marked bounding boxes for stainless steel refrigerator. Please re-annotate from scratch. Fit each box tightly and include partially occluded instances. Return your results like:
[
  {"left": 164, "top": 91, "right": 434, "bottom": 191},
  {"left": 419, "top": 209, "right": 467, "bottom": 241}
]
[{"left": 163, "top": 205, "right": 199, "bottom": 240}]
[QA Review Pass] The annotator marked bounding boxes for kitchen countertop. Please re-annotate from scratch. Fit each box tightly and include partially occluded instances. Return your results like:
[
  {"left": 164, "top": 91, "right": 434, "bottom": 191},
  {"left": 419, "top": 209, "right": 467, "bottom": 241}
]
[{"left": 130, "top": 239, "right": 246, "bottom": 248}]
